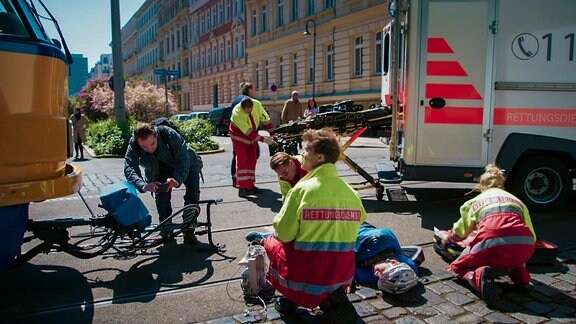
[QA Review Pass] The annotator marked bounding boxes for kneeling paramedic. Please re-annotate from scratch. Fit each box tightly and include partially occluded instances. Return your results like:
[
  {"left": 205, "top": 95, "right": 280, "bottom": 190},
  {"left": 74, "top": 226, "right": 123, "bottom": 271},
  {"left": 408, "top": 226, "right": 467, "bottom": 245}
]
[
  {"left": 437, "top": 164, "right": 535, "bottom": 305},
  {"left": 124, "top": 122, "right": 202, "bottom": 244},
  {"left": 253, "top": 129, "right": 366, "bottom": 322}
]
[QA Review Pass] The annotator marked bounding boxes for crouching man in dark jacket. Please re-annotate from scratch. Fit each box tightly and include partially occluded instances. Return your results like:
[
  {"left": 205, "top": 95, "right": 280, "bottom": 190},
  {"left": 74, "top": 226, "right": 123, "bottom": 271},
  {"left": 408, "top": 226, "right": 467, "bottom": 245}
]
[{"left": 124, "top": 122, "right": 202, "bottom": 244}]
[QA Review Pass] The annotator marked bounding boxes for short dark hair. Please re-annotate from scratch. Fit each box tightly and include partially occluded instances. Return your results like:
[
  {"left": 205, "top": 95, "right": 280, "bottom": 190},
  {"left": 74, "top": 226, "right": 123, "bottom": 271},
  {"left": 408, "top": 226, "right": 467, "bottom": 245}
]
[
  {"left": 301, "top": 128, "right": 340, "bottom": 164},
  {"left": 241, "top": 97, "right": 253, "bottom": 109},
  {"left": 134, "top": 123, "right": 156, "bottom": 140}
]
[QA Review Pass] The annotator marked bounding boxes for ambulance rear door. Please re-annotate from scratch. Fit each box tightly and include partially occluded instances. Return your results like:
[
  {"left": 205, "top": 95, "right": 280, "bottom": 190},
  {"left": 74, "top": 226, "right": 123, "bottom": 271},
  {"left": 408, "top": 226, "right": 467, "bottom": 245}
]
[{"left": 414, "top": 0, "right": 495, "bottom": 167}]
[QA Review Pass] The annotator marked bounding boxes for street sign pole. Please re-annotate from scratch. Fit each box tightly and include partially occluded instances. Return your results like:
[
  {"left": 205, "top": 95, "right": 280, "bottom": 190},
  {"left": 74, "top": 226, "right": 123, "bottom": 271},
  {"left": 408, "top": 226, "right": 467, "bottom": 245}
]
[{"left": 164, "top": 70, "right": 168, "bottom": 117}]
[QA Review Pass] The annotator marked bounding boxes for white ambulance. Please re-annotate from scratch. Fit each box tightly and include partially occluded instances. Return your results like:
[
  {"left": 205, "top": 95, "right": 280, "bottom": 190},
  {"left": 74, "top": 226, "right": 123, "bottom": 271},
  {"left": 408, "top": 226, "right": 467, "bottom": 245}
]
[{"left": 381, "top": 0, "right": 575, "bottom": 210}]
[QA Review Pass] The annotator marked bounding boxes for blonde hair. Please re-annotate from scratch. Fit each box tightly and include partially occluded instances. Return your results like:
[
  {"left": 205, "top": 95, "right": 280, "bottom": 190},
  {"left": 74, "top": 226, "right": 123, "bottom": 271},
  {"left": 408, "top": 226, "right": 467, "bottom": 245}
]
[{"left": 475, "top": 163, "right": 506, "bottom": 192}]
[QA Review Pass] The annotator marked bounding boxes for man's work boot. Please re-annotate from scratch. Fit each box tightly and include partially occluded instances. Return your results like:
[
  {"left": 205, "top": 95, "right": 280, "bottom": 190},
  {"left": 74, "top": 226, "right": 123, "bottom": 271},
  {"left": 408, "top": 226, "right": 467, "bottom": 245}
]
[
  {"left": 238, "top": 188, "right": 248, "bottom": 198},
  {"left": 467, "top": 266, "right": 501, "bottom": 306},
  {"left": 183, "top": 231, "right": 199, "bottom": 245}
]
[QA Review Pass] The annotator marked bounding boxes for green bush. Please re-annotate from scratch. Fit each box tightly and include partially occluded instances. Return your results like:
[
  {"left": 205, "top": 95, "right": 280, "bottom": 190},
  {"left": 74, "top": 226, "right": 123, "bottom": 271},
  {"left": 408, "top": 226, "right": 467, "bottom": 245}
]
[
  {"left": 178, "top": 118, "right": 220, "bottom": 151},
  {"left": 86, "top": 117, "right": 220, "bottom": 155}
]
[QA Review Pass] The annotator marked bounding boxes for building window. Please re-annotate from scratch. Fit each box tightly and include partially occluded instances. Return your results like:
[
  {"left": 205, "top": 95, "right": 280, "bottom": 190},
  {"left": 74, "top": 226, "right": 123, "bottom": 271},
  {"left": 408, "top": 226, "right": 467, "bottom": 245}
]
[
  {"left": 212, "top": 7, "right": 217, "bottom": 28},
  {"left": 234, "top": 36, "right": 240, "bottom": 58},
  {"left": 265, "top": 60, "right": 269, "bottom": 88},
  {"left": 325, "top": 0, "right": 334, "bottom": 9},
  {"left": 219, "top": 41, "right": 224, "bottom": 64},
  {"left": 278, "top": 0, "right": 284, "bottom": 27},
  {"left": 240, "top": 36, "right": 245, "bottom": 57},
  {"left": 213, "top": 46, "right": 217, "bottom": 65},
  {"left": 226, "top": 0, "right": 231, "bottom": 20},
  {"left": 354, "top": 36, "right": 364, "bottom": 77},
  {"left": 279, "top": 56, "right": 284, "bottom": 86},
  {"left": 206, "top": 11, "right": 210, "bottom": 31},
  {"left": 207, "top": 47, "right": 211, "bottom": 67},
  {"left": 375, "top": 31, "right": 383, "bottom": 75},
  {"left": 262, "top": 6, "right": 268, "bottom": 32},
  {"left": 252, "top": 10, "right": 257, "bottom": 36},
  {"left": 219, "top": 3, "right": 223, "bottom": 25},
  {"left": 226, "top": 39, "right": 231, "bottom": 61},
  {"left": 307, "top": 0, "right": 314, "bottom": 16},
  {"left": 293, "top": 53, "right": 298, "bottom": 85},
  {"left": 291, "top": 0, "right": 298, "bottom": 22},
  {"left": 256, "top": 62, "right": 260, "bottom": 89},
  {"left": 308, "top": 52, "right": 314, "bottom": 83},
  {"left": 327, "top": 44, "right": 334, "bottom": 80}
]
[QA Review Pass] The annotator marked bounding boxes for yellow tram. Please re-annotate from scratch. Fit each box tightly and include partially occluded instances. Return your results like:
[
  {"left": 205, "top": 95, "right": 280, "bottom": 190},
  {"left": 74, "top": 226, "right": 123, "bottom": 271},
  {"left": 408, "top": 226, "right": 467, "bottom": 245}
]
[{"left": 0, "top": 0, "right": 81, "bottom": 269}]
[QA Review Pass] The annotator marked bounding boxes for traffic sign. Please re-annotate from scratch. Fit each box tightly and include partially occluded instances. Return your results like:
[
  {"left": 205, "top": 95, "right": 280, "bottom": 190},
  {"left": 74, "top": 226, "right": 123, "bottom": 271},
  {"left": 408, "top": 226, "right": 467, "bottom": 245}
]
[
  {"left": 167, "top": 70, "right": 181, "bottom": 77},
  {"left": 154, "top": 68, "right": 166, "bottom": 75}
]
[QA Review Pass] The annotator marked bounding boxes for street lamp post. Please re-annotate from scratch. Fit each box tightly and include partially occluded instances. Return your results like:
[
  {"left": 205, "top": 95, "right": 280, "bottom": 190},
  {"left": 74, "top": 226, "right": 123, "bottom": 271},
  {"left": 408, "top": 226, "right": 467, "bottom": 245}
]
[{"left": 303, "top": 19, "right": 317, "bottom": 99}]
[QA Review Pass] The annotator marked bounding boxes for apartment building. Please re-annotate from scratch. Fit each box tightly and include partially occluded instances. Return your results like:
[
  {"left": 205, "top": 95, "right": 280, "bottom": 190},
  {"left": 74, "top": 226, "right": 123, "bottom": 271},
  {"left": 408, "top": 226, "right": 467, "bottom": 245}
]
[
  {"left": 123, "top": 0, "right": 390, "bottom": 118},
  {"left": 245, "top": 0, "right": 390, "bottom": 122}
]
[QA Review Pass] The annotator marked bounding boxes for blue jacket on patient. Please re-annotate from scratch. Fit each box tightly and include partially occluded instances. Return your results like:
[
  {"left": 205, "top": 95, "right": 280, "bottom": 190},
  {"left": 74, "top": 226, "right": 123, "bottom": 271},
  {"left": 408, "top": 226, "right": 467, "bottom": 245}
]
[{"left": 354, "top": 223, "right": 418, "bottom": 284}]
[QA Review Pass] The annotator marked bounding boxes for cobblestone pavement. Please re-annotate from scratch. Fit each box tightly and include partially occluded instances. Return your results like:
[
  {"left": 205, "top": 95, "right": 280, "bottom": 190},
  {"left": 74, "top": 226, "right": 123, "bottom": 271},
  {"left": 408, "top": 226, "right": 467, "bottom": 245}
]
[{"left": 203, "top": 254, "right": 576, "bottom": 324}]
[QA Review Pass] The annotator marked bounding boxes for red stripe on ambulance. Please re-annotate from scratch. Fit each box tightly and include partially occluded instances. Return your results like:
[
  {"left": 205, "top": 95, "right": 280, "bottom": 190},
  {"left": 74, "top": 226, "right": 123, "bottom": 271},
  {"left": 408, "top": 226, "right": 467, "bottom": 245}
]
[
  {"left": 427, "top": 38, "right": 454, "bottom": 53},
  {"left": 426, "top": 84, "right": 482, "bottom": 100},
  {"left": 427, "top": 61, "right": 468, "bottom": 76},
  {"left": 425, "top": 106, "right": 483, "bottom": 124}
]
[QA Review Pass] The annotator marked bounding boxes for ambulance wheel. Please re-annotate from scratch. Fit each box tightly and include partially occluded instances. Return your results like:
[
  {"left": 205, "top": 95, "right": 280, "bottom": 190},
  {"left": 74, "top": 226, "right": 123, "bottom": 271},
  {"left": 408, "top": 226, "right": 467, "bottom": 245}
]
[
  {"left": 376, "top": 187, "right": 384, "bottom": 201},
  {"left": 510, "top": 157, "right": 571, "bottom": 211}
]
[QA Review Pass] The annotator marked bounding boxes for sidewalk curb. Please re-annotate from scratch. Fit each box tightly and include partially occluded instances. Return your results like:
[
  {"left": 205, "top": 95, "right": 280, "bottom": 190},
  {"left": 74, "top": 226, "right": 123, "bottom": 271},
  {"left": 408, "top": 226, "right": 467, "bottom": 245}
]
[{"left": 83, "top": 145, "right": 225, "bottom": 158}]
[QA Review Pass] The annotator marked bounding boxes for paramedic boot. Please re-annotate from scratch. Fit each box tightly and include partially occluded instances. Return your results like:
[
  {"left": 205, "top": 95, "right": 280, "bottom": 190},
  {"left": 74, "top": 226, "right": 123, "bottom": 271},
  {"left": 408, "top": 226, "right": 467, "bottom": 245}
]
[
  {"left": 320, "top": 286, "right": 361, "bottom": 324},
  {"left": 467, "top": 266, "right": 501, "bottom": 306},
  {"left": 274, "top": 296, "right": 298, "bottom": 314}
]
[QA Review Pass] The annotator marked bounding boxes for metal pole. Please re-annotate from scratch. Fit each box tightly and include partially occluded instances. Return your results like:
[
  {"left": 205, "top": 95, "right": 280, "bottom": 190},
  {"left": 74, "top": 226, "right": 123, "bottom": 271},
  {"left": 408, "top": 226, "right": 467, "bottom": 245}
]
[
  {"left": 164, "top": 71, "right": 169, "bottom": 117},
  {"left": 110, "top": 0, "right": 125, "bottom": 125},
  {"left": 312, "top": 22, "right": 317, "bottom": 99},
  {"left": 390, "top": 0, "right": 402, "bottom": 160}
]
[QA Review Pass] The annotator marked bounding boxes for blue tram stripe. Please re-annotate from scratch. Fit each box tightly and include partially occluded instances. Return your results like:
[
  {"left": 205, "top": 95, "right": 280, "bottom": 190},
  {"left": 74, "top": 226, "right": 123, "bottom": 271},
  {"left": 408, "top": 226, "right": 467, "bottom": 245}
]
[{"left": 0, "top": 38, "right": 67, "bottom": 63}]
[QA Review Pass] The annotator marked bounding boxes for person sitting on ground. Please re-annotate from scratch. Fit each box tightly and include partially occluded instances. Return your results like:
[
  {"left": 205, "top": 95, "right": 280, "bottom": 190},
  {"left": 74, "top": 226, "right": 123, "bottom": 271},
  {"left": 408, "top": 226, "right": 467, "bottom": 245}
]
[
  {"left": 229, "top": 98, "right": 276, "bottom": 198},
  {"left": 437, "top": 163, "right": 536, "bottom": 305},
  {"left": 354, "top": 222, "right": 419, "bottom": 294},
  {"left": 269, "top": 151, "right": 308, "bottom": 199},
  {"left": 124, "top": 122, "right": 202, "bottom": 244},
  {"left": 246, "top": 128, "right": 366, "bottom": 323}
]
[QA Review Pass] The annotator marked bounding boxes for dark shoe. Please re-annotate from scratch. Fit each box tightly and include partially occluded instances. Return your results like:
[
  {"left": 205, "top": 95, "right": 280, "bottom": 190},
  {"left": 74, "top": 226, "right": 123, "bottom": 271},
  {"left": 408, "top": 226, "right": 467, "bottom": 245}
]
[
  {"left": 321, "top": 287, "right": 360, "bottom": 324},
  {"left": 251, "top": 187, "right": 263, "bottom": 194},
  {"left": 478, "top": 266, "right": 500, "bottom": 306},
  {"left": 238, "top": 188, "right": 249, "bottom": 198},
  {"left": 274, "top": 297, "right": 298, "bottom": 314},
  {"left": 183, "top": 231, "right": 199, "bottom": 245}
]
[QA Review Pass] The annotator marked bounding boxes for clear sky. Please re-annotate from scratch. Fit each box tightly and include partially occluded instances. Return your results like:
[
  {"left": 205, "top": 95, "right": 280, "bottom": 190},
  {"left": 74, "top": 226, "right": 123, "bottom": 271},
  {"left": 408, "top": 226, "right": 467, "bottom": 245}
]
[{"left": 42, "top": 0, "right": 144, "bottom": 69}]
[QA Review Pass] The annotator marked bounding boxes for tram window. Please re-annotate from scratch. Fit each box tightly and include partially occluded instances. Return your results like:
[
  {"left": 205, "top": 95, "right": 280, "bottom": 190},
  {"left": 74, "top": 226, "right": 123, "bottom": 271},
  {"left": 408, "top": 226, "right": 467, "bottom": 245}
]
[{"left": 0, "top": 12, "right": 28, "bottom": 37}]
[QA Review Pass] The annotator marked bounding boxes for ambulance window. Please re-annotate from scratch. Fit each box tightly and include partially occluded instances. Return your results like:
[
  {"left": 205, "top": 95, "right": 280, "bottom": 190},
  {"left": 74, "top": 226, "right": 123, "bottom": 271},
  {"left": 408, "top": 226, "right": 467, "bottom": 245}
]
[{"left": 383, "top": 32, "right": 390, "bottom": 75}]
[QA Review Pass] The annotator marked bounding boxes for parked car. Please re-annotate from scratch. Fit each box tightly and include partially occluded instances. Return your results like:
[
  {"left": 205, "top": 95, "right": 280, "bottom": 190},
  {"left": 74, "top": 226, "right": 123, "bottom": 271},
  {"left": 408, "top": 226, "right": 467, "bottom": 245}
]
[
  {"left": 207, "top": 106, "right": 232, "bottom": 136},
  {"left": 171, "top": 114, "right": 190, "bottom": 122},
  {"left": 188, "top": 111, "right": 209, "bottom": 120}
]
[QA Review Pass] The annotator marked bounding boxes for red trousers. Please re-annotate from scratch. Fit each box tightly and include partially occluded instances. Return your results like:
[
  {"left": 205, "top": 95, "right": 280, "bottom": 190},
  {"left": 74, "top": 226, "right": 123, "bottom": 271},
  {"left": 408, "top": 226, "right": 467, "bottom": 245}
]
[{"left": 232, "top": 139, "right": 258, "bottom": 189}]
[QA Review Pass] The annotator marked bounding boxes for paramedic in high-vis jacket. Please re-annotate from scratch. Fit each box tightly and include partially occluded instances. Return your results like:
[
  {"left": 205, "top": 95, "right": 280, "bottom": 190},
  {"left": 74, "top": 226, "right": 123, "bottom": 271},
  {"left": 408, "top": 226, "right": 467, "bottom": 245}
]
[
  {"left": 256, "top": 128, "right": 366, "bottom": 323},
  {"left": 269, "top": 152, "right": 308, "bottom": 199},
  {"left": 438, "top": 164, "right": 536, "bottom": 306},
  {"left": 124, "top": 122, "right": 202, "bottom": 244},
  {"left": 229, "top": 97, "right": 275, "bottom": 198}
]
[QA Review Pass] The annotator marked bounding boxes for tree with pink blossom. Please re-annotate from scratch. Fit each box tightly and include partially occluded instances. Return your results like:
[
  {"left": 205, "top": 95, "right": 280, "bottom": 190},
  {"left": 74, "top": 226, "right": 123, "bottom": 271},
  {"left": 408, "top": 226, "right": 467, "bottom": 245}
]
[{"left": 73, "top": 77, "right": 177, "bottom": 122}]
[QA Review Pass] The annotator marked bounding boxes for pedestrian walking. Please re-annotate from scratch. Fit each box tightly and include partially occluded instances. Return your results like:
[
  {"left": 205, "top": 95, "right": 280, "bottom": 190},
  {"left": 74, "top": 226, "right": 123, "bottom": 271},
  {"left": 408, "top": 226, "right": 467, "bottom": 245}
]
[
  {"left": 280, "top": 91, "right": 303, "bottom": 124},
  {"left": 69, "top": 107, "right": 89, "bottom": 160},
  {"left": 303, "top": 98, "right": 319, "bottom": 119}
]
